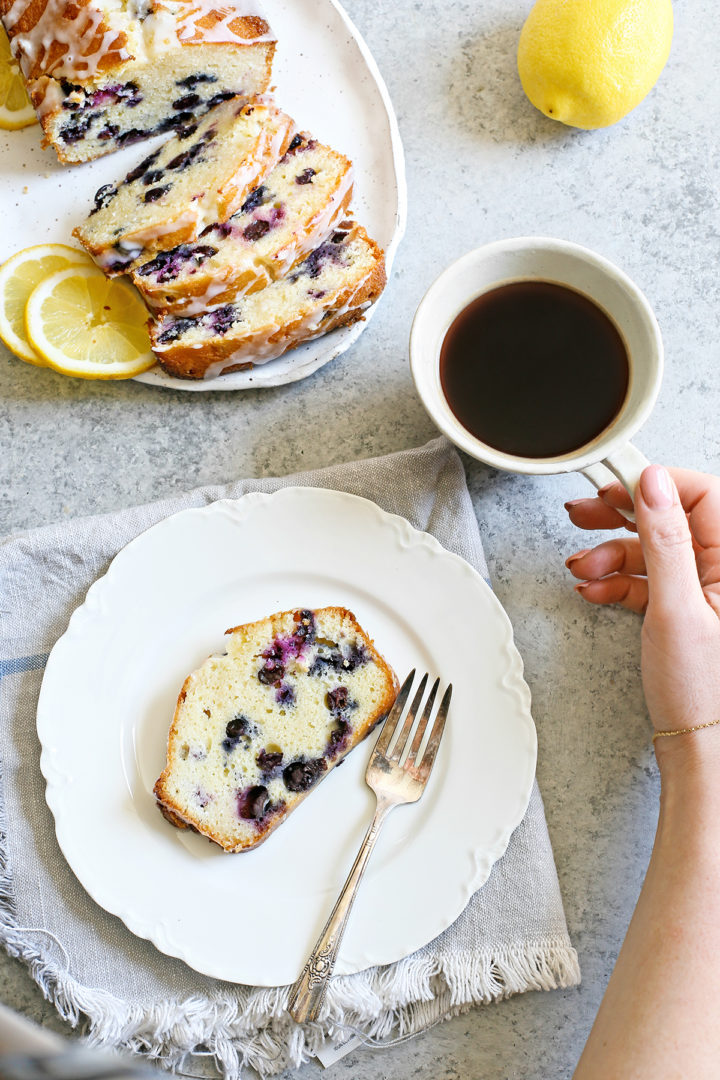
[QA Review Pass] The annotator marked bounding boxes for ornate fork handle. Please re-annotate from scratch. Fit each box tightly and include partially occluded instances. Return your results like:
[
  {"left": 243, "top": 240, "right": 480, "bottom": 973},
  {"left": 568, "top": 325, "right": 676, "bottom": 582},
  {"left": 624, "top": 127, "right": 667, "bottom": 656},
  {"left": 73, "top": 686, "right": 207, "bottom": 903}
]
[
  {"left": 287, "top": 796, "right": 394, "bottom": 1023},
  {"left": 287, "top": 672, "right": 451, "bottom": 1024}
]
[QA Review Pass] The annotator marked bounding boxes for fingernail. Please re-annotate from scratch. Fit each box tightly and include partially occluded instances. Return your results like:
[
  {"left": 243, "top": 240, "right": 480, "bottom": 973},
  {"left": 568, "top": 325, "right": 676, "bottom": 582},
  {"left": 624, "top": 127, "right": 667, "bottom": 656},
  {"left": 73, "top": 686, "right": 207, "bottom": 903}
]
[
  {"left": 597, "top": 483, "right": 614, "bottom": 498},
  {"left": 565, "top": 548, "right": 591, "bottom": 568},
  {"left": 640, "top": 465, "right": 674, "bottom": 510},
  {"left": 564, "top": 499, "right": 584, "bottom": 510},
  {"left": 574, "top": 581, "right": 591, "bottom": 592}
]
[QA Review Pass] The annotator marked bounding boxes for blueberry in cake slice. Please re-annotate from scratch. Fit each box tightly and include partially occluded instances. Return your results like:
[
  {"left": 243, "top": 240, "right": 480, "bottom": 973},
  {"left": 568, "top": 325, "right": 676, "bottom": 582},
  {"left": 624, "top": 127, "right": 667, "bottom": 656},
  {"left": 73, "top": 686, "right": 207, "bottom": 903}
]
[
  {"left": 148, "top": 221, "right": 386, "bottom": 378},
  {"left": 153, "top": 607, "right": 398, "bottom": 853},
  {"left": 73, "top": 96, "right": 295, "bottom": 275},
  {"left": 0, "top": 0, "right": 276, "bottom": 164},
  {"left": 131, "top": 133, "right": 353, "bottom": 315}
]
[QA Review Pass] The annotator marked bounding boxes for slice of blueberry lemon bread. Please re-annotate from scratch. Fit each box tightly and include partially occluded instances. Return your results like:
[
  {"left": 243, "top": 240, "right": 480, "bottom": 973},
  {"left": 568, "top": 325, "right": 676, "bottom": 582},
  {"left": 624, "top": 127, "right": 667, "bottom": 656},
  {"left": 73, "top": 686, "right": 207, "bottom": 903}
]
[
  {"left": 149, "top": 221, "right": 386, "bottom": 378},
  {"left": 0, "top": 0, "right": 276, "bottom": 164},
  {"left": 154, "top": 607, "right": 398, "bottom": 853},
  {"left": 74, "top": 96, "right": 295, "bottom": 274},
  {"left": 131, "top": 133, "right": 353, "bottom": 315}
]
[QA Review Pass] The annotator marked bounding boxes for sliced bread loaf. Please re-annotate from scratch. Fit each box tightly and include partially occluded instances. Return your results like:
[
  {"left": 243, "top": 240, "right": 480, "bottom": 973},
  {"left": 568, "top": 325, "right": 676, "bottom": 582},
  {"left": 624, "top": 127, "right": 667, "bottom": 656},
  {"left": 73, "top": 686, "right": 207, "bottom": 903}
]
[
  {"left": 154, "top": 607, "right": 398, "bottom": 853},
  {"left": 0, "top": 0, "right": 276, "bottom": 163},
  {"left": 131, "top": 132, "right": 353, "bottom": 314},
  {"left": 74, "top": 95, "right": 294, "bottom": 274},
  {"left": 149, "top": 221, "right": 386, "bottom": 378}
]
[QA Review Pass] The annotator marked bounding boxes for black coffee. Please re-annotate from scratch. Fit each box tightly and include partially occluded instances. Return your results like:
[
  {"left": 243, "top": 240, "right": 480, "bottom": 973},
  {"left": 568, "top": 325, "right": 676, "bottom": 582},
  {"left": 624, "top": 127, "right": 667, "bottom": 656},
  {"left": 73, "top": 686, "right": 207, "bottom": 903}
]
[{"left": 439, "top": 281, "right": 629, "bottom": 459}]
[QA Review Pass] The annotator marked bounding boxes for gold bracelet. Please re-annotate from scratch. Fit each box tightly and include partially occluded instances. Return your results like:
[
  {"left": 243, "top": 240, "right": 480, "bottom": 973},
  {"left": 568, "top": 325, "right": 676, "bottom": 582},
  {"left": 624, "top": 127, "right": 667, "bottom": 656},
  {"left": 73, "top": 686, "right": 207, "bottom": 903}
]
[{"left": 652, "top": 718, "right": 720, "bottom": 743}]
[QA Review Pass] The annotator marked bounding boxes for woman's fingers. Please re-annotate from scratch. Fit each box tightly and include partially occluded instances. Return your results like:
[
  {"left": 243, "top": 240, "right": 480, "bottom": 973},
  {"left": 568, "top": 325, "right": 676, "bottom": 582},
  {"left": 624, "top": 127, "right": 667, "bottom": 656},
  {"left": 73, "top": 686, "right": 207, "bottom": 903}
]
[
  {"left": 664, "top": 469, "right": 720, "bottom": 591},
  {"left": 634, "top": 466, "right": 707, "bottom": 618},
  {"left": 566, "top": 471, "right": 720, "bottom": 555},
  {"left": 565, "top": 468, "right": 720, "bottom": 613},
  {"left": 664, "top": 468, "right": 720, "bottom": 551},
  {"left": 596, "top": 482, "right": 634, "bottom": 513},
  {"left": 566, "top": 537, "right": 648, "bottom": 612},
  {"left": 566, "top": 537, "right": 646, "bottom": 580},
  {"left": 565, "top": 497, "right": 638, "bottom": 533},
  {"left": 575, "top": 574, "right": 649, "bottom": 613}
]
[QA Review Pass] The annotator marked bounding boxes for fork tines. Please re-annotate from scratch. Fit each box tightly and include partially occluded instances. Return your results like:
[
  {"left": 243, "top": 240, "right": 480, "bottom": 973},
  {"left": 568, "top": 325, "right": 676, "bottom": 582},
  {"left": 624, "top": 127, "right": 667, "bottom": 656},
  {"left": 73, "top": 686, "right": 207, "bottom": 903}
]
[{"left": 374, "top": 670, "right": 452, "bottom": 779}]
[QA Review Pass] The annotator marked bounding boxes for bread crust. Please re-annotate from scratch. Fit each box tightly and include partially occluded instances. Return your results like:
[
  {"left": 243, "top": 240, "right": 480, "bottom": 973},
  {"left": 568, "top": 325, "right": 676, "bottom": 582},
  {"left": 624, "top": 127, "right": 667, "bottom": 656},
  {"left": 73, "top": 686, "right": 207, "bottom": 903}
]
[
  {"left": 131, "top": 153, "right": 354, "bottom": 315},
  {"left": 73, "top": 98, "right": 295, "bottom": 271},
  {"left": 151, "top": 226, "right": 387, "bottom": 378},
  {"left": 153, "top": 607, "right": 398, "bottom": 852},
  {"left": 2, "top": 0, "right": 277, "bottom": 163},
  {"left": 1, "top": 0, "right": 129, "bottom": 81}
]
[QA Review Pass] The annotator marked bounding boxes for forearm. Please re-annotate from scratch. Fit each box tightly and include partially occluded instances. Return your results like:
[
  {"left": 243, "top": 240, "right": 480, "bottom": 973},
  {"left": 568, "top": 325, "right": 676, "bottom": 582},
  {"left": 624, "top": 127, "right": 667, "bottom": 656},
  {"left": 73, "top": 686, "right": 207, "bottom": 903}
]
[{"left": 575, "top": 736, "right": 720, "bottom": 1079}]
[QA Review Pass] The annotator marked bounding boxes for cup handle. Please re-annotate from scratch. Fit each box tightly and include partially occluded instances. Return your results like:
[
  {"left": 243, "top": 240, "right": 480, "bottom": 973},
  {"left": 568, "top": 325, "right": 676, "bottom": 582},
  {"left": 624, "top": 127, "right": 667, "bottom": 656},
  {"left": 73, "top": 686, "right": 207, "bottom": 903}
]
[{"left": 579, "top": 442, "right": 650, "bottom": 523}]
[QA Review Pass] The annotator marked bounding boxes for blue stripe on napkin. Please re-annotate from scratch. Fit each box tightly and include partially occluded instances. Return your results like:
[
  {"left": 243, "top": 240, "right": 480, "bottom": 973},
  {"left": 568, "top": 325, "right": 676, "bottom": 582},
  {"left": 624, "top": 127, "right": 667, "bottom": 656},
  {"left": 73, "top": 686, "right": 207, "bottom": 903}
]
[{"left": 0, "top": 656, "right": 48, "bottom": 680}]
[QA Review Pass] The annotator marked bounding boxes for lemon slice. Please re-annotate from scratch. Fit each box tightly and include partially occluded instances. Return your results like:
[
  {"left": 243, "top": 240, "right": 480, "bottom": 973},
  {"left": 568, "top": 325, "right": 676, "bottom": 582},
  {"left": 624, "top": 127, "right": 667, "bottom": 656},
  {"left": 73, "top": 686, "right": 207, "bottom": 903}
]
[
  {"left": 25, "top": 266, "right": 156, "bottom": 379},
  {"left": 0, "top": 24, "right": 37, "bottom": 130},
  {"left": 0, "top": 243, "right": 92, "bottom": 366}
]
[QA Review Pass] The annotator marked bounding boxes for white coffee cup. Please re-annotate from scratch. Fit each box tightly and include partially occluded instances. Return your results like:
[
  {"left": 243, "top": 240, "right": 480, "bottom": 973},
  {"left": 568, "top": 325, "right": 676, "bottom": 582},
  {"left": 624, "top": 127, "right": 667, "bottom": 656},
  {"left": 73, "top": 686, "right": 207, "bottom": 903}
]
[{"left": 410, "top": 237, "right": 663, "bottom": 504}]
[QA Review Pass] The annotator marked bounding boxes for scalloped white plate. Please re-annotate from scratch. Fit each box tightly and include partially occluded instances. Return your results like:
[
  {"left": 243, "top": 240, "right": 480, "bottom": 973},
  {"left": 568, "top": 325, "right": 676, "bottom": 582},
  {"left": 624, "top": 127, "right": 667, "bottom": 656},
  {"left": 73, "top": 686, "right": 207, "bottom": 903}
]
[
  {"left": 37, "top": 488, "right": 536, "bottom": 985},
  {"left": 0, "top": 0, "right": 406, "bottom": 391}
]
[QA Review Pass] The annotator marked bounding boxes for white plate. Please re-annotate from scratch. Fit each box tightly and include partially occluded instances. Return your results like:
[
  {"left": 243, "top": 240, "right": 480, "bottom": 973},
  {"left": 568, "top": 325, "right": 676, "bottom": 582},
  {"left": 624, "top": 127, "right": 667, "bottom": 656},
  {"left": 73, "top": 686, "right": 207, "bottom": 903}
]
[
  {"left": 37, "top": 489, "right": 537, "bottom": 985},
  {"left": 0, "top": 0, "right": 406, "bottom": 391}
]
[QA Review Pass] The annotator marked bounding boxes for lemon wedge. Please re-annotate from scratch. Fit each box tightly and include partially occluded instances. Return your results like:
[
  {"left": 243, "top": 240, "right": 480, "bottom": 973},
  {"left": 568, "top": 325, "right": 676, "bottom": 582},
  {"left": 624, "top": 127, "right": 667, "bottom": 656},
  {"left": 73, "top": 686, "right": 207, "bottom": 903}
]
[
  {"left": 0, "top": 243, "right": 93, "bottom": 366},
  {"left": 0, "top": 24, "right": 37, "bottom": 130},
  {"left": 517, "top": 0, "right": 673, "bottom": 130},
  {"left": 25, "top": 266, "right": 156, "bottom": 379}
]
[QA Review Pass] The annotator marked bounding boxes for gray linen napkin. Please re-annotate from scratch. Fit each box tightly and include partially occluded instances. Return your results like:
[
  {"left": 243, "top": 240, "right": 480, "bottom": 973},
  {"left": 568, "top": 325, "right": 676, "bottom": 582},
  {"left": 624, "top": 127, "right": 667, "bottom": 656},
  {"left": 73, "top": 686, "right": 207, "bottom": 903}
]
[{"left": 0, "top": 437, "right": 579, "bottom": 1077}]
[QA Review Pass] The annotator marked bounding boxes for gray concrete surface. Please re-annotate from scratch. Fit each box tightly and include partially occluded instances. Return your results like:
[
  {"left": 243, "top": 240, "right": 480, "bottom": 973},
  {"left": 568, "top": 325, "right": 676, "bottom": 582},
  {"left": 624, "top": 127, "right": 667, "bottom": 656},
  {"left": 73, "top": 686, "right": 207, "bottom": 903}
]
[{"left": 1, "top": 0, "right": 719, "bottom": 1077}]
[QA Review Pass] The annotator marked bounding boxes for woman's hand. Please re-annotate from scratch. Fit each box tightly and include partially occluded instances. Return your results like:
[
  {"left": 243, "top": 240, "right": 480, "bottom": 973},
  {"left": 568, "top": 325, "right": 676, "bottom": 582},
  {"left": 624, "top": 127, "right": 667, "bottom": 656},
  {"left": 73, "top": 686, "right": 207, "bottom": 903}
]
[
  {"left": 571, "top": 468, "right": 720, "bottom": 1078},
  {"left": 564, "top": 466, "right": 720, "bottom": 740}
]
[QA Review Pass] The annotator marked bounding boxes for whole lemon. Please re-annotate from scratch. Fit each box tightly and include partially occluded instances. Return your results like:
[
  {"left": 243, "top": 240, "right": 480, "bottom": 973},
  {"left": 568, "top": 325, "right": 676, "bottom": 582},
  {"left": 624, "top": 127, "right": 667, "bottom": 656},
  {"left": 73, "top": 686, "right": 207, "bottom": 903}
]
[{"left": 517, "top": 0, "right": 673, "bottom": 129}]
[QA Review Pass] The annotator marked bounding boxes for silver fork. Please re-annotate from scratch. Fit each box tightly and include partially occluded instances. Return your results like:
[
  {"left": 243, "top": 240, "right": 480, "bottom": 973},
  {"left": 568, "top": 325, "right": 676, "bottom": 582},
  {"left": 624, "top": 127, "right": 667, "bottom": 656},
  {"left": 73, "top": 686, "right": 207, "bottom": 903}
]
[{"left": 287, "top": 670, "right": 452, "bottom": 1024}]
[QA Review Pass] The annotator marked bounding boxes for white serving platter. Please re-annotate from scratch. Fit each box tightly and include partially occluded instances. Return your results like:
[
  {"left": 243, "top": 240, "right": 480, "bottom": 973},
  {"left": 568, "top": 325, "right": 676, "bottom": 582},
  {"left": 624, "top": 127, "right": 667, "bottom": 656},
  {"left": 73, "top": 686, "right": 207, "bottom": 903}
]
[{"left": 0, "top": 0, "right": 406, "bottom": 390}]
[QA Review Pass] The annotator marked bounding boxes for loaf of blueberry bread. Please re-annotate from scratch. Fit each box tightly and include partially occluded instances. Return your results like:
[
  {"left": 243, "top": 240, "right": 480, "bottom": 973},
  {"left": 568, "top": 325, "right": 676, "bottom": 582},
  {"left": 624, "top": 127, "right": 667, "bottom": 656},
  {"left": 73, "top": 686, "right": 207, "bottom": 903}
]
[
  {"left": 148, "top": 221, "right": 386, "bottom": 378},
  {"left": 154, "top": 607, "right": 398, "bottom": 853},
  {"left": 73, "top": 96, "right": 295, "bottom": 274},
  {"left": 0, "top": 0, "right": 276, "bottom": 164},
  {"left": 131, "top": 133, "right": 353, "bottom": 315}
]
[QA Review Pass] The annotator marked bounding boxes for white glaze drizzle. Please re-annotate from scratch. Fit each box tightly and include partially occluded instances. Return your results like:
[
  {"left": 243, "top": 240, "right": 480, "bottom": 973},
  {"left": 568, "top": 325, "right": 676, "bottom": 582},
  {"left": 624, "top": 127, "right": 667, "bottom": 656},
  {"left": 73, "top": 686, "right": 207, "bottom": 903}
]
[
  {"left": 206, "top": 105, "right": 292, "bottom": 221},
  {"left": 34, "top": 76, "right": 64, "bottom": 117},
  {"left": 200, "top": 280, "right": 374, "bottom": 378},
  {"left": 263, "top": 166, "right": 354, "bottom": 280},
  {"left": 2, "top": 0, "right": 275, "bottom": 104},
  {"left": 138, "top": 162, "right": 354, "bottom": 315},
  {"left": 152, "top": 251, "right": 379, "bottom": 378},
  {"left": 168, "top": 0, "right": 274, "bottom": 45},
  {"left": 93, "top": 209, "right": 199, "bottom": 270},
  {"left": 142, "top": 273, "right": 240, "bottom": 314},
  {"left": 89, "top": 101, "right": 292, "bottom": 271},
  {"left": 4, "top": 0, "right": 131, "bottom": 83}
]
